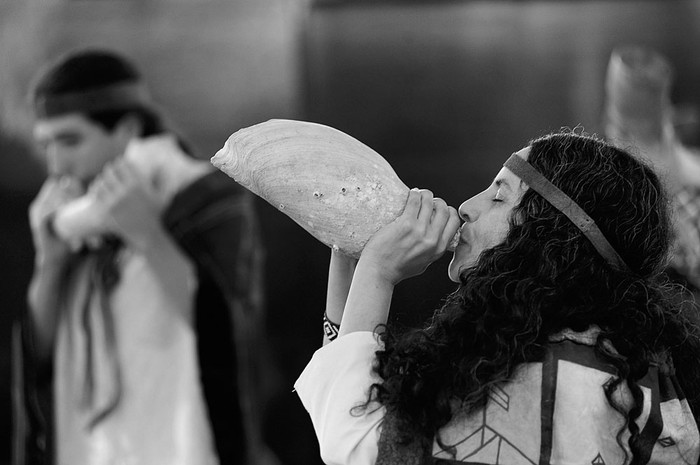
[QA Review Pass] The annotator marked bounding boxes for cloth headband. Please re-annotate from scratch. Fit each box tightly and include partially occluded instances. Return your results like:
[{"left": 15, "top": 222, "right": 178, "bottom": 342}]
[
  {"left": 34, "top": 81, "right": 152, "bottom": 118},
  {"left": 503, "top": 153, "right": 631, "bottom": 272}
]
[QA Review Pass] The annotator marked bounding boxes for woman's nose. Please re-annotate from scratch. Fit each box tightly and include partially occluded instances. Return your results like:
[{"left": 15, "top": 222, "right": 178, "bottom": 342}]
[{"left": 458, "top": 197, "right": 478, "bottom": 223}]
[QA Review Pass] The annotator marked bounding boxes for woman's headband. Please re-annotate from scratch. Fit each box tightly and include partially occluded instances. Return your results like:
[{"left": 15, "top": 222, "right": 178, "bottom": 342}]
[
  {"left": 503, "top": 153, "right": 631, "bottom": 273},
  {"left": 33, "top": 81, "right": 152, "bottom": 118}
]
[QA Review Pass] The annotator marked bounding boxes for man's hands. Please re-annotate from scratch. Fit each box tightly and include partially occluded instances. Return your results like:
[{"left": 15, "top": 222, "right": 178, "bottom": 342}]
[
  {"left": 89, "top": 159, "right": 165, "bottom": 252},
  {"left": 28, "top": 177, "right": 85, "bottom": 360},
  {"left": 29, "top": 177, "right": 84, "bottom": 266}
]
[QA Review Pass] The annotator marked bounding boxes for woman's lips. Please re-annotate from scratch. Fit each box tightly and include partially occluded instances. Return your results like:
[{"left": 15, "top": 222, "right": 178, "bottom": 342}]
[
  {"left": 458, "top": 224, "right": 468, "bottom": 244},
  {"left": 448, "top": 224, "right": 467, "bottom": 252}
]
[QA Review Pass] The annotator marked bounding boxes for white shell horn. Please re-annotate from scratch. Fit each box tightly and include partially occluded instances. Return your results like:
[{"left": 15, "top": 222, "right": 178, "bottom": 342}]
[{"left": 211, "top": 119, "right": 458, "bottom": 258}]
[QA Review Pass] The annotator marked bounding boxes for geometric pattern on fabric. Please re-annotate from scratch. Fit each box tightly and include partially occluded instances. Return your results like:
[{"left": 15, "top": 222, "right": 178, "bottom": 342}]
[
  {"left": 426, "top": 338, "right": 699, "bottom": 465},
  {"left": 323, "top": 312, "right": 340, "bottom": 341}
]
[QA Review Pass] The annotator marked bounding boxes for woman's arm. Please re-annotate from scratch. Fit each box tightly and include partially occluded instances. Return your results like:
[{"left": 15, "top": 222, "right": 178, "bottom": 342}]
[
  {"left": 297, "top": 189, "right": 459, "bottom": 464},
  {"left": 296, "top": 332, "right": 385, "bottom": 465},
  {"left": 324, "top": 250, "right": 357, "bottom": 345},
  {"left": 339, "top": 189, "right": 460, "bottom": 337}
]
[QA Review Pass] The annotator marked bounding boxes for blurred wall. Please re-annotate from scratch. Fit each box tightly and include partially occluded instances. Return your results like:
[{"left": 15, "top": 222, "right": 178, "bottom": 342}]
[
  {"left": 1, "top": 1, "right": 700, "bottom": 465},
  {"left": 304, "top": 0, "right": 700, "bottom": 328},
  {"left": 0, "top": 1, "right": 305, "bottom": 159}
]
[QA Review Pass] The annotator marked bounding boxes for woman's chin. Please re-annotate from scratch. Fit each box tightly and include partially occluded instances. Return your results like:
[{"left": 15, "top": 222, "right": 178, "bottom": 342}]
[
  {"left": 448, "top": 246, "right": 468, "bottom": 283},
  {"left": 447, "top": 262, "right": 461, "bottom": 283}
]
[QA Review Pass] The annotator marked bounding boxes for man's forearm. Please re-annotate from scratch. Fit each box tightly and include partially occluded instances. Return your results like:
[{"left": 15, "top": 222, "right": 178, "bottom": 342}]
[{"left": 27, "top": 260, "right": 67, "bottom": 362}]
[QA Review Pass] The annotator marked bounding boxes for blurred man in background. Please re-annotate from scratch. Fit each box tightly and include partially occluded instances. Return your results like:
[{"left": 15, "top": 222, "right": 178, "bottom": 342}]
[
  {"left": 604, "top": 45, "right": 700, "bottom": 296},
  {"left": 14, "top": 49, "right": 277, "bottom": 465}
]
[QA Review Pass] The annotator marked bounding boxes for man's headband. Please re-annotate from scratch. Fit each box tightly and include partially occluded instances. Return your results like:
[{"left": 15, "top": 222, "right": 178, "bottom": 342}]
[
  {"left": 503, "top": 153, "right": 631, "bottom": 273},
  {"left": 33, "top": 81, "right": 152, "bottom": 118}
]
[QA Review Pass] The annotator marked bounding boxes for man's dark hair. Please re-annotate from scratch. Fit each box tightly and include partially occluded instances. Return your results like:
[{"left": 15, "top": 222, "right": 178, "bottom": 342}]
[{"left": 30, "top": 49, "right": 165, "bottom": 136}]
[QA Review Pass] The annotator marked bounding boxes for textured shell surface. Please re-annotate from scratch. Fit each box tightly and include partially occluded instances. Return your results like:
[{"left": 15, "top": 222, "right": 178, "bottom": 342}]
[{"left": 212, "top": 119, "right": 411, "bottom": 257}]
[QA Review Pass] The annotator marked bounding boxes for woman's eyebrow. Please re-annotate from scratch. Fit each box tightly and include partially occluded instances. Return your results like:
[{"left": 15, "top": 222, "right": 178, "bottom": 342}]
[{"left": 494, "top": 178, "right": 513, "bottom": 192}]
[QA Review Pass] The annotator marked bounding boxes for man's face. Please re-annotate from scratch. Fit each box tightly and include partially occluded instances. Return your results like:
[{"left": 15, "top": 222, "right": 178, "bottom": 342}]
[{"left": 33, "top": 113, "right": 128, "bottom": 186}]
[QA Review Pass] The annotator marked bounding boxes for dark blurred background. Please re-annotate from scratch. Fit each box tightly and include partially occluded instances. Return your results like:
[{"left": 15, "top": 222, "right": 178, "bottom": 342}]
[{"left": 1, "top": 1, "right": 700, "bottom": 464}]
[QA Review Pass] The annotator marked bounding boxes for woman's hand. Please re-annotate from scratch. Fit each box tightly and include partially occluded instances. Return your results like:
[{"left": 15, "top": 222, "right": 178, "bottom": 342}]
[
  {"left": 359, "top": 188, "right": 460, "bottom": 285},
  {"left": 337, "top": 188, "right": 459, "bottom": 337}
]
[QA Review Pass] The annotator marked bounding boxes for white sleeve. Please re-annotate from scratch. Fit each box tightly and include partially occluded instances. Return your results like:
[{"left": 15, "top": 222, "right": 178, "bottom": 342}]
[{"left": 294, "top": 331, "right": 385, "bottom": 465}]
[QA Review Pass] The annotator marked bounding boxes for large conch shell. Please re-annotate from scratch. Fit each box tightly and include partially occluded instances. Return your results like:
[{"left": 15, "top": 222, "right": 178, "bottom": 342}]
[{"left": 211, "top": 119, "right": 459, "bottom": 258}]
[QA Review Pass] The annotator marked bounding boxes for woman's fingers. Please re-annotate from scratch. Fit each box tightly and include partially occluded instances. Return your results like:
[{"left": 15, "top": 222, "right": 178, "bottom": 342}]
[
  {"left": 430, "top": 197, "right": 448, "bottom": 221},
  {"left": 426, "top": 198, "right": 459, "bottom": 253},
  {"left": 403, "top": 188, "right": 422, "bottom": 219},
  {"left": 406, "top": 188, "right": 450, "bottom": 232},
  {"left": 416, "top": 189, "right": 435, "bottom": 224},
  {"left": 362, "top": 188, "right": 458, "bottom": 284},
  {"left": 407, "top": 189, "right": 459, "bottom": 255}
]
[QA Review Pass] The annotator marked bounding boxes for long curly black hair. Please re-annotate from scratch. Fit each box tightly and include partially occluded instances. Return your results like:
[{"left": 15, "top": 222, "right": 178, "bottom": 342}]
[{"left": 367, "top": 131, "right": 700, "bottom": 463}]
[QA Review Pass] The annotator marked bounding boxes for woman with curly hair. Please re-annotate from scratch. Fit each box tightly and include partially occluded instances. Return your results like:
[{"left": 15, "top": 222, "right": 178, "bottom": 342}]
[{"left": 296, "top": 131, "right": 700, "bottom": 465}]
